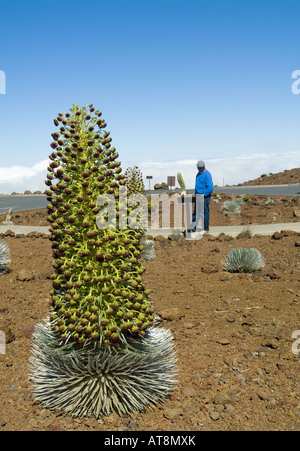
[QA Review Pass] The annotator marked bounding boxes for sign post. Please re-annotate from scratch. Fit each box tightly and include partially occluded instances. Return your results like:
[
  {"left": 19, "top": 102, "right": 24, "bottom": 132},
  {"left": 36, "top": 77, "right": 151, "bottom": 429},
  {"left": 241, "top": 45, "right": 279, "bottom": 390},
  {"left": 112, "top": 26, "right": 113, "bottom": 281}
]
[
  {"left": 167, "top": 176, "right": 176, "bottom": 190},
  {"left": 146, "top": 175, "right": 153, "bottom": 190}
]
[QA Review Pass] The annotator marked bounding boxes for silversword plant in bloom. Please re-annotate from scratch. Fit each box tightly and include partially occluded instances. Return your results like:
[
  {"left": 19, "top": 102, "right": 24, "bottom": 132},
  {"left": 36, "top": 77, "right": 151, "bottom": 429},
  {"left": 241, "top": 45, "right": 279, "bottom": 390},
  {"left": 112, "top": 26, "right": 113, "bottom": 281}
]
[
  {"left": 30, "top": 104, "right": 177, "bottom": 418},
  {"left": 124, "top": 165, "right": 154, "bottom": 259},
  {"left": 0, "top": 238, "right": 10, "bottom": 274},
  {"left": 222, "top": 247, "right": 265, "bottom": 273},
  {"left": 124, "top": 166, "right": 145, "bottom": 195}
]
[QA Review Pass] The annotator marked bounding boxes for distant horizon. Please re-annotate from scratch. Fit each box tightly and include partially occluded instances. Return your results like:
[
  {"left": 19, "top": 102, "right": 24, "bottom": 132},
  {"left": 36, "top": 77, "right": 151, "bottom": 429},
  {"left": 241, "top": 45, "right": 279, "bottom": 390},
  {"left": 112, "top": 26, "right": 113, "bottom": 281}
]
[{"left": 0, "top": 150, "right": 299, "bottom": 195}]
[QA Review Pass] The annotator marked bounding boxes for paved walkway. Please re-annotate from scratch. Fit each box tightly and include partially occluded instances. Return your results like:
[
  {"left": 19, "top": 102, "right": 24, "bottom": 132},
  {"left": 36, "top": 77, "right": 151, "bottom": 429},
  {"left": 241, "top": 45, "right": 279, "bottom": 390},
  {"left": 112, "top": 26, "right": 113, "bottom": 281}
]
[{"left": 1, "top": 222, "right": 300, "bottom": 238}]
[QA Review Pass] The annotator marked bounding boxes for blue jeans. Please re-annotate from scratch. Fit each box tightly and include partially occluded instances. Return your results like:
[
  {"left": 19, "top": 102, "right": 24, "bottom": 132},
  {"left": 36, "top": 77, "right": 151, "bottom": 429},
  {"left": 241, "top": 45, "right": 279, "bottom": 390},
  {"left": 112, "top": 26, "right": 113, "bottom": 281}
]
[{"left": 192, "top": 195, "right": 211, "bottom": 231}]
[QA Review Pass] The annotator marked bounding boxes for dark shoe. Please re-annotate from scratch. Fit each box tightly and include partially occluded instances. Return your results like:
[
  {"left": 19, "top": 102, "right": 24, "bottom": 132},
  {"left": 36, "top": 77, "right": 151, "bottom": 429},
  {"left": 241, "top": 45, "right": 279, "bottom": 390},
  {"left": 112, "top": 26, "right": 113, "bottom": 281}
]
[{"left": 187, "top": 228, "right": 196, "bottom": 233}]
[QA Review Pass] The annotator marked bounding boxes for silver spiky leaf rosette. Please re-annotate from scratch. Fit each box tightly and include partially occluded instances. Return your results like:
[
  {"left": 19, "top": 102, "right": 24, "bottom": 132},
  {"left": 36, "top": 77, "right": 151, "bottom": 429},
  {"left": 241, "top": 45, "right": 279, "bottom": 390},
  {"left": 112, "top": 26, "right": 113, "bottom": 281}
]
[
  {"left": 29, "top": 319, "right": 177, "bottom": 418},
  {"left": 0, "top": 238, "right": 10, "bottom": 275},
  {"left": 141, "top": 238, "right": 155, "bottom": 262}
]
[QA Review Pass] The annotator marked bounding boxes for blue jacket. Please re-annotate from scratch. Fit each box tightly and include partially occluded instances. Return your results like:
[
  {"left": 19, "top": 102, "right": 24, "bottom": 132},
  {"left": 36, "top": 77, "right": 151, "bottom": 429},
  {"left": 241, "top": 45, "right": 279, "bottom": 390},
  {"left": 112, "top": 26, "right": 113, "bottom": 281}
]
[{"left": 195, "top": 169, "right": 213, "bottom": 197}]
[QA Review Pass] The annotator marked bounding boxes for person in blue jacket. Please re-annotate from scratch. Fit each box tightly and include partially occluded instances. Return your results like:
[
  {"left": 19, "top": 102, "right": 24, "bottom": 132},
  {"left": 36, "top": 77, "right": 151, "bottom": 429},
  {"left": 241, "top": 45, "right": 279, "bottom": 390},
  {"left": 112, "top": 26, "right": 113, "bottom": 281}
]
[{"left": 189, "top": 160, "right": 214, "bottom": 232}]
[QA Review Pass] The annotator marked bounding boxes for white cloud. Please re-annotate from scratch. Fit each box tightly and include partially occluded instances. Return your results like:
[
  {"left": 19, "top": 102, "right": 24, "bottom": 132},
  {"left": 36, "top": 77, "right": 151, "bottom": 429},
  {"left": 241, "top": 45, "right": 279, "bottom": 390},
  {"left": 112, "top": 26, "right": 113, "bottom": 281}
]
[
  {"left": 0, "top": 151, "right": 299, "bottom": 194},
  {"left": 0, "top": 160, "right": 48, "bottom": 194},
  {"left": 136, "top": 151, "right": 300, "bottom": 189}
]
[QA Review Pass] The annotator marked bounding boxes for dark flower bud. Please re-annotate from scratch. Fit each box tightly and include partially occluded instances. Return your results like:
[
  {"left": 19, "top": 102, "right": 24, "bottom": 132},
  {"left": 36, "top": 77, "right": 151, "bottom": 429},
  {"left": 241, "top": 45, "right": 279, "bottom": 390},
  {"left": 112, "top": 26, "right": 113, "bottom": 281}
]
[
  {"left": 55, "top": 168, "right": 64, "bottom": 178},
  {"left": 95, "top": 253, "right": 104, "bottom": 262},
  {"left": 50, "top": 161, "right": 59, "bottom": 169},
  {"left": 89, "top": 313, "right": 97, "bottom": 322},
  {"left": 77, "top": 336, "right": 86, "bottom": 345},
  {"left": 91, "top": 331, "right": 99, "bottom": 340},
  {"left": 103, "top": 329, "right": 111, "bottom": 338}
]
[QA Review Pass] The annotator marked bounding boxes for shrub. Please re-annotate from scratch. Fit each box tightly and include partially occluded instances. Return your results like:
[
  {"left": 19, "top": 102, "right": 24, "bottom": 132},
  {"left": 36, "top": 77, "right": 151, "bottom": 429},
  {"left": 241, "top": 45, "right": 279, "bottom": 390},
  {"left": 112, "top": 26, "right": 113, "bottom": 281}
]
[
  {"left": 221, "top": 199, "right": 243, "bottom": 215},
  {"left": 266, "top": 198, "right": 276, "bottom": 205},
  {"left": 222, "top": 248, "right": 264, "bottom": 273}
]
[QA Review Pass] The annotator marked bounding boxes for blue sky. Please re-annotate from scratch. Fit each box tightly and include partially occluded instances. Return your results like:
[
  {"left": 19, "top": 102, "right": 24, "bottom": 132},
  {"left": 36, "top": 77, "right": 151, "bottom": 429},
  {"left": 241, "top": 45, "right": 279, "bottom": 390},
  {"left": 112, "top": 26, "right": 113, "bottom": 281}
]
[{"left": 0, "top": 0, "right": 300, "bottom": 191}]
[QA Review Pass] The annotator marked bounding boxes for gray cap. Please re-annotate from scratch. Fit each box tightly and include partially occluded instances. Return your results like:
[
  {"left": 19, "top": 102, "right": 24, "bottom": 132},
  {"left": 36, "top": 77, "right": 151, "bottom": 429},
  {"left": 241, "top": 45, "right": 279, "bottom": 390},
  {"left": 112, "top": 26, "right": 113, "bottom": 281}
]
[{"left": 197, "top": 160, "right": 205, "bottom": 168}]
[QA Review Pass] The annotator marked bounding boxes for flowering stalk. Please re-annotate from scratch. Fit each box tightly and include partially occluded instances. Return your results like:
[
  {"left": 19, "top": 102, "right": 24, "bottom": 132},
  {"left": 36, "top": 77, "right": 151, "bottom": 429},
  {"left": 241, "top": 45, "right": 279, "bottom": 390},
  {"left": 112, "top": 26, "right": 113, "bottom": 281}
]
[
  {"left": 47, "top": 104, "right": 155, "bottom": 348},
  {"left": 30, "top": 104, "right": 177, "bottom": 418},
  {"left": 177, "top": 172, "right": 186, "bottom": 196}
]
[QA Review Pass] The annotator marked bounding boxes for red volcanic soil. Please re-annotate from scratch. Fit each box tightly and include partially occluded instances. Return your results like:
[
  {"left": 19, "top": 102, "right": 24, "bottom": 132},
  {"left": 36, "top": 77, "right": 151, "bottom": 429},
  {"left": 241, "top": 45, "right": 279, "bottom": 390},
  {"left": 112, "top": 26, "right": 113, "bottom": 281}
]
[{"left": 0, "top": 168, "right": 299, "bottom": 431}]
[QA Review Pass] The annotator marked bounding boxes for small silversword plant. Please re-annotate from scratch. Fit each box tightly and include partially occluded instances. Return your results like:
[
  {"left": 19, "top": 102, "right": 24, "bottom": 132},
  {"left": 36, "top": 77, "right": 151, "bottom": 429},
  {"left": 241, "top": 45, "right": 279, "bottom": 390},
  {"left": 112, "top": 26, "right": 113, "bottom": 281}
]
[
  {"left": 221, "top": 198, "right": 243, "bottom": 215},
  {"left": 0, "top": 239, "right": 10, "bottom": 274},
  {"left": 223, "top": 248, "right": 264, "bottom": 273}
]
